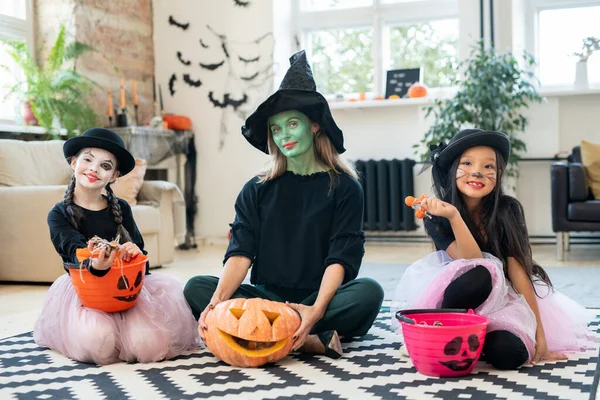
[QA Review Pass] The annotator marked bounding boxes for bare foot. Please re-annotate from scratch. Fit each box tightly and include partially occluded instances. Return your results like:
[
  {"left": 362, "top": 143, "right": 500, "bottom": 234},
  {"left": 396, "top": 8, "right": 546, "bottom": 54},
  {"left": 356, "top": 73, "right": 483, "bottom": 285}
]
[
  {"left": 327, "top": 331, "right": 343, "bottom": 356},
  {"left": 300, "top": 331, "right": 343, "bottom": 358},
  {"left": 299, "top": 334, "right": 326, "bottom": 354}
]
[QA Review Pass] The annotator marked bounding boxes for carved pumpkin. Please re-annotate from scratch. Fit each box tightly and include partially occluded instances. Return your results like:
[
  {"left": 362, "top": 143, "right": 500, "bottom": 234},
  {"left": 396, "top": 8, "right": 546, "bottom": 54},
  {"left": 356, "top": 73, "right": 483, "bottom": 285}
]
[
  {"left": 204, "top": 298, "right": 301, "bottom": 367},
  {"left": 407, "top": 83, "right": 428, "bottom": 98},
  {"left": 439, "top": 334, "right": 481, "bottom": 372},
  {"left": 68, "top": 247, "right": 148, "bottom": 313}
]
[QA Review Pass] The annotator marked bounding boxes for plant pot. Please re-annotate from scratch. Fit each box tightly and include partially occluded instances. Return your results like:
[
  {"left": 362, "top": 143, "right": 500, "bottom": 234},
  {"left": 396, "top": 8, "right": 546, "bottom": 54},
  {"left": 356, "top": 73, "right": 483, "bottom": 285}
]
[
  {"left": 21, "top": 101, "right": 38, "bottom": 126},
  {"left": 575, "top": 62, "right": 588, "bottom": 87}
]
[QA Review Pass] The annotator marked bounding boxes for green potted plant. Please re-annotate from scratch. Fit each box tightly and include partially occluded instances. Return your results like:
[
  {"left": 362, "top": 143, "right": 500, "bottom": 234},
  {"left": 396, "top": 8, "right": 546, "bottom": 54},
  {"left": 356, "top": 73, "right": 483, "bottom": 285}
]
[
  {"left": 1, "top": 24, "right": 98, "bottom": 138},
  {"left": 573, "top": 36, "right": 599, "bottom": 86},
  {"left": 415, "top": 42, "right": 543, "bottom": 177}
]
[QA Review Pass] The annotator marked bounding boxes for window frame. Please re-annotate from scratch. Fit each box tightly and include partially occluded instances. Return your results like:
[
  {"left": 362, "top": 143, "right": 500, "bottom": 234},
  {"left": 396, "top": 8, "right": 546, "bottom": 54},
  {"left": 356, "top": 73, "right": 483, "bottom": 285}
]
[
  {"left": 0, "top": 0, "right": 34, "bottom": 123},
  {"left": 291, "top": 0, "right": 459, "bottom": 97},
  {"left": 525, "top": 0, "right": 600, "bottom": 88}
]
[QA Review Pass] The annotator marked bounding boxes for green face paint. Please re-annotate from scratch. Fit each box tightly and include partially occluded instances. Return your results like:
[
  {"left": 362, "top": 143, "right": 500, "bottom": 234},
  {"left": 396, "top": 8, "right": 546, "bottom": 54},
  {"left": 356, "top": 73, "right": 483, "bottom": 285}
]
[{"left": 269, "top": 110, "right": 314, "bottom": 159}]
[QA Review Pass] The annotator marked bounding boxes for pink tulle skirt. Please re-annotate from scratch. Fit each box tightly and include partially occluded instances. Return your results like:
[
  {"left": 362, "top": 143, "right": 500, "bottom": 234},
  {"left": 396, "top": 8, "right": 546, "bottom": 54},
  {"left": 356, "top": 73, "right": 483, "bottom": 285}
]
[
  {"left": 34, "top": 273, "right": 199, "bottom": 365},
  {"left": 391, "top": 251, "right": 598, "bottom": 361}
]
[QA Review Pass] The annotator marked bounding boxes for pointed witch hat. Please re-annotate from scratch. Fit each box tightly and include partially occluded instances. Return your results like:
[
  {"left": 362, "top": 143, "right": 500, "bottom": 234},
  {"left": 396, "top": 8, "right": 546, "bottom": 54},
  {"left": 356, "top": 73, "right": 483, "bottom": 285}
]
[{"left": 241, "top": 50, "right": 345, "bottom": 154}]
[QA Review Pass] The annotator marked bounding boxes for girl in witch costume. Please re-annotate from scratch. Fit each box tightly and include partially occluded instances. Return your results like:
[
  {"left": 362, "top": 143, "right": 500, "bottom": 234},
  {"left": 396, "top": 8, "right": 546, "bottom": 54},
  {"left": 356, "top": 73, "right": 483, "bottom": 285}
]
[
  {"left": 184, "top": 51, "right": 384, "bottom": 359},
  {"left": 392, "top": 129, "right": 596, "bottom": 370},
  {"left": 34, "top": 128, "right": 198, "bottom": 365}
]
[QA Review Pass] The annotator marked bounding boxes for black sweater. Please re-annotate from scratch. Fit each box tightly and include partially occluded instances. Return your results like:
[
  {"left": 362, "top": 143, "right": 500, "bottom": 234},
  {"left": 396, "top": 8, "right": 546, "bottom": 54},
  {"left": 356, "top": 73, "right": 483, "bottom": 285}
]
[
  {"left": 47, "top": 197, "right": 147, "bottom": 276},
  {"left": 224, "top": 171, "right": 365, "bottom": 290}
]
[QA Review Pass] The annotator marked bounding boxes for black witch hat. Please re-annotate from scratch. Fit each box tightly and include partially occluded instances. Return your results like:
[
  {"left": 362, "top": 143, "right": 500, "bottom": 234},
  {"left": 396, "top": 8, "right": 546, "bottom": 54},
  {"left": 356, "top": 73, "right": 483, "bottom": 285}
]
[
  {"left": 241, "top": 50, "right": 345, "bottom": 154},
  {"left": 63, "top": 128, "right": 135, "bottom": 175}
]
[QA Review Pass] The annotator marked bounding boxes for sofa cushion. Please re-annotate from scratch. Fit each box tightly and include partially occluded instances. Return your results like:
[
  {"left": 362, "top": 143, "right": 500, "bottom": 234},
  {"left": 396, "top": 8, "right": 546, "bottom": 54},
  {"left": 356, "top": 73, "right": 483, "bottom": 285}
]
[
  {"left": 568, "top": 201, "right": 600, "bottom": 222},
  {"left": 131, "top": 204, "right": 160, "bottom": 235},
  {"left": 112, "top": 158, "right": 147, "bottom": 206},
  {"left": 0, "top": 139, "right": 72, "bottom": 186},
  {"left": 581, "top": 140, "right": 600, "bottom": 199}
]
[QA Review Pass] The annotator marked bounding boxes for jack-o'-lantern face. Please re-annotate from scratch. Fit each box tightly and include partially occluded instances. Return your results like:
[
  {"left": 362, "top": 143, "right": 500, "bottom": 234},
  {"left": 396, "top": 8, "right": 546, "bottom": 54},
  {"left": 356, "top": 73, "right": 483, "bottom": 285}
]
[
  {"left": 439, "top": 334, "right": 481, "bottom": 371},
  {"left": 204, "top": 298, "right": 301, "bottom": 367},
  {"left": 72, "top": 247, "right": 147, "bottom": 313},
  {"left": 114, "top": 271, "right": 144, "bottom": 302}
]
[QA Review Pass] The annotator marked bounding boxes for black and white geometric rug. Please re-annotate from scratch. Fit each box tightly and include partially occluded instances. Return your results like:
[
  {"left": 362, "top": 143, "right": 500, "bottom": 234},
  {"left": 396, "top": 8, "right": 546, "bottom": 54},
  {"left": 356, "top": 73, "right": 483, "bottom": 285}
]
[{"left": 1, "top": 308, "right": 599, "bottom": 400}]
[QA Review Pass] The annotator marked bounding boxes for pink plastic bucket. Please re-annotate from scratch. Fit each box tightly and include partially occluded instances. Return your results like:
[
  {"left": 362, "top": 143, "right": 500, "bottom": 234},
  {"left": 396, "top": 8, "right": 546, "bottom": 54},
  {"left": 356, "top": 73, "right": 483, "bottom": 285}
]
[{"left": 396, "top": 309, "right": 489, "bottom": 377}]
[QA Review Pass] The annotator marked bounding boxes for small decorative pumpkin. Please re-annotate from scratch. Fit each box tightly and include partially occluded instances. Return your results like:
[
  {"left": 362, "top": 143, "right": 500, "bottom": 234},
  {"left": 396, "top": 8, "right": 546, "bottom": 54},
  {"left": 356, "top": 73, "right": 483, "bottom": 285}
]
[
  {"left": 67, "top": 237, "right": 147, "bottom": 313},
  {"left": 407, "top": 82, "right": 428, "bottom": 98},
  {"left": 204, "top": 298, "right": 301, "bottom": 367},
  {"left": 163, "top": 114, "right": 192, "bottom": 130}
]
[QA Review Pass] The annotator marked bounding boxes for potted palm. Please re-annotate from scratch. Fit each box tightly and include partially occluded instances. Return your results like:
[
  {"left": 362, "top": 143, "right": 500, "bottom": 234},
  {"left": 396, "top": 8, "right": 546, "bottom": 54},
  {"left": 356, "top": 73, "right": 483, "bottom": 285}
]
[
  {"left": 415, "top": 42, "right": 544, "bottom": 178},
  {"left": 1, "top": 24, "right": 98, "bottom": 138}
]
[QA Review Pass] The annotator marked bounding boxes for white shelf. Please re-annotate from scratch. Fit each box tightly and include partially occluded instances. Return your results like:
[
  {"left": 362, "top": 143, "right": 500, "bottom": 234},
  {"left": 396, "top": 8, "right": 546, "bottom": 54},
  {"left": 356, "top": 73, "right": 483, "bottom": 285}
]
[
  {"left": 538, "top": 85, "right": 600, "bottom": 97},
  {"left": 328, "top": 84, "right": 600, "bottom": 111},
  {"left": 329, "top": 97, "right": 434, "bottom": 110}
]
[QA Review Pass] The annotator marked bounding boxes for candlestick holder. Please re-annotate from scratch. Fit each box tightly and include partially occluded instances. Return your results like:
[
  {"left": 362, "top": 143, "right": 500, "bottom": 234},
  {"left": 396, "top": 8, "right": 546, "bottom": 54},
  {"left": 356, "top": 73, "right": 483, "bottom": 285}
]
[
  {"left": 116, "top": 110, "right": 128, "bottom": 127},
  {"left": 108, "top": 116, "right": 113, "bottom": 127},
  {"left": 134, "top": 104, "right": 139, "bottom": 126}
]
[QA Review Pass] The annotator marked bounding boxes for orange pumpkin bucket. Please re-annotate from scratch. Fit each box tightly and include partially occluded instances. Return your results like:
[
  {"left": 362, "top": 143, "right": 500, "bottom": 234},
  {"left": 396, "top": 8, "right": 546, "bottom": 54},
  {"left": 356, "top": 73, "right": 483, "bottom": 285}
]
[{"left": 66, "top": 248, "right": 147, "bottom": 313}]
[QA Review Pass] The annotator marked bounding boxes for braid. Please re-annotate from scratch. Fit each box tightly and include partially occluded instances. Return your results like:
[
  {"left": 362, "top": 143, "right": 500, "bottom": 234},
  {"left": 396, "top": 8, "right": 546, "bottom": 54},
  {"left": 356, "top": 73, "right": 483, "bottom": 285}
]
[
  {"left": 63, "top": 174, "right": 83, "bottom": 228},
  {"left": 105, "top": 184, "right": 132, "bottom": 243}
]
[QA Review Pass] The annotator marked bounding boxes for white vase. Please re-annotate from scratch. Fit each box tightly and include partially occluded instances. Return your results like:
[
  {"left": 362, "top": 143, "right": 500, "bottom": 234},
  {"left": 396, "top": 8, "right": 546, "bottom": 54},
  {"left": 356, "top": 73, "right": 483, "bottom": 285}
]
[{"left": 575, "top": 61, "right": 588, "bottom": 87}]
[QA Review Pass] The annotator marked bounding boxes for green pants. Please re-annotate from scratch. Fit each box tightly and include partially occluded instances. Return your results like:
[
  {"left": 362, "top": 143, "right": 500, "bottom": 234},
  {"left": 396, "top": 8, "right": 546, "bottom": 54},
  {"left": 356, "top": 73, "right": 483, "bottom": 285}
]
[{"left": 184, "top": 276, "right": 384, "bottom": 340}]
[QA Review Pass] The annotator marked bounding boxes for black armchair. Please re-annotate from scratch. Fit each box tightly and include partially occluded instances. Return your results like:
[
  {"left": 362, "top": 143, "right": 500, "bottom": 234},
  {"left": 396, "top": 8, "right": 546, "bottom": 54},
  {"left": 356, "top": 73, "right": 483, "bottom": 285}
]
[{"left": 551, "top": 146, "right": 600, "bottom": 260}]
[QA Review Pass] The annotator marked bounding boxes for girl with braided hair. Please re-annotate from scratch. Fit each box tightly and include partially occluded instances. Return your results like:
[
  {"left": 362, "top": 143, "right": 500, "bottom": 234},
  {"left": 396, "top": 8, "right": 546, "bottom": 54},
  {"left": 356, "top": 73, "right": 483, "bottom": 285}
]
[{"left": 34, "top": 128, "right": 198, "bottom": 365}]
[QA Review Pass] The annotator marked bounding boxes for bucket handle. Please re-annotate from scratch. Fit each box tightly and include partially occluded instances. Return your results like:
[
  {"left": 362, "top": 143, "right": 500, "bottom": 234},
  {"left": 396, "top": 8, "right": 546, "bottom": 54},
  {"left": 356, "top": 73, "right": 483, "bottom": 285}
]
[{"left": 395, "top": 308, "right": 471, "bottom": 325}]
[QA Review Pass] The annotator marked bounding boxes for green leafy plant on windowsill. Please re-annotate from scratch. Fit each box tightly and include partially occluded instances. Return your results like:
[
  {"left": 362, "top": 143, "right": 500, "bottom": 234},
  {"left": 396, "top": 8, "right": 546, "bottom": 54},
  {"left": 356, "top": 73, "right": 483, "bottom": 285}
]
[
  {"left": 573, "top": 36, "right": 599, "bottom": 62},
  {"left": 414, "top": 41, "right": 544, "bottom": 178},
  {"left": 1, "top": 24, "right": 99, "bottom": 139}
]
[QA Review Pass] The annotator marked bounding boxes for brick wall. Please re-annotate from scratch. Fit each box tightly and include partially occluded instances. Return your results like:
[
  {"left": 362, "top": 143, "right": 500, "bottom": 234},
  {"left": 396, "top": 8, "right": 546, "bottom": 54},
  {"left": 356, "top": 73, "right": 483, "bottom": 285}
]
[{"left": 33, "top": 0, "right": 156, "bottom": 128}]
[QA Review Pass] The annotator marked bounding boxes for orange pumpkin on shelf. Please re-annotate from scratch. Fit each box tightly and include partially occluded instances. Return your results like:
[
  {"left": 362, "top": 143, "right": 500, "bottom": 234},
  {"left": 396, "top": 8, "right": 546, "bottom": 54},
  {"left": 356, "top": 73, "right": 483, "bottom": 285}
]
[
  {"left": 163, "top": 114, "right": 192, "bottom": 130},
  {"left": 204, "top": 298, "right": 301, "bottom": 367},
  {"left": 67, "top": 247, "right": 147, "bottom": 313},
  {"left": 407, "top": 82, "right": 428, "bottom": 98}
]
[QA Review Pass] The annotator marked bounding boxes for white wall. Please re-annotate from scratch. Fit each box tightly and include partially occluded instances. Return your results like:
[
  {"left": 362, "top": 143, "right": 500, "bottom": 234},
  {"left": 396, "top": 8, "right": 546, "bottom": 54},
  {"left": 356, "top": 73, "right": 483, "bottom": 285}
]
[{"left": 153, "top": 0, "right": 274, "bottom": 242}]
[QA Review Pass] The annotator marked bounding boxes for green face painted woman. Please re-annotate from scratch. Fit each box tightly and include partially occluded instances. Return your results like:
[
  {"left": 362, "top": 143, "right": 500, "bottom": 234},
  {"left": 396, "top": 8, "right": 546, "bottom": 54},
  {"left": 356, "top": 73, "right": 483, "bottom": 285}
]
[{"left": 268, "top": 110, "right": 326, "bottom": 175}]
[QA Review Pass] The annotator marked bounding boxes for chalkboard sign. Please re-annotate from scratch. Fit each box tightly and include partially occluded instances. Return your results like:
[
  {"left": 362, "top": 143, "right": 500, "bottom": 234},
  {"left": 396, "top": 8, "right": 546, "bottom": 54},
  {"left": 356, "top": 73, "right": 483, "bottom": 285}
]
[{"left": 385, "top": 68, "right": 421, "bottom": 99}]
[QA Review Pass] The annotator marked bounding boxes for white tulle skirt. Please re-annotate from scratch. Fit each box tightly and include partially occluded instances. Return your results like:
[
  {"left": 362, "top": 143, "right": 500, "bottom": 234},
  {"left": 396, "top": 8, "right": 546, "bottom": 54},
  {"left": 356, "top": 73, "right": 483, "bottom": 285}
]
[
  {"left": 34, "top": 274, "right": 199, "bottom": 365},
  {"left": 391, "top": 251, "right": 597, "bottom": 361}
]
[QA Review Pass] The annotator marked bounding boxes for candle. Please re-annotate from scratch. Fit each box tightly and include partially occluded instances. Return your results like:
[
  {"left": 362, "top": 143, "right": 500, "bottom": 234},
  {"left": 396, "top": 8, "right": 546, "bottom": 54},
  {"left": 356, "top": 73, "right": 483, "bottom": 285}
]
[
  {"left": 120, "top": 78, "right": 125, "bottom": 109},
  {"left": 133, "top": 80, "right": 138, "bottom": 105},
  {"left": 152, "top": 76, "right": 156, "bottom": 102},
  {"left": 107, "top": 89, "right": 113, "bottom": 117},
  {"left": 159, "top": 84, "right": 164, "bottom": 112}
]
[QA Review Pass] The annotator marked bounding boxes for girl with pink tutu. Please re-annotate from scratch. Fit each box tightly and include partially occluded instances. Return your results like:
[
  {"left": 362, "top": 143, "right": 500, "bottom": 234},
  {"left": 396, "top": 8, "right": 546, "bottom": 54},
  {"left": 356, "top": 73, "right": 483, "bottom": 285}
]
[
  {"left": 392, "top": 129, "right": 596, "bottom": 370},
  {"left": 34, "top": 128, "right": 199, "bottom": 365}
]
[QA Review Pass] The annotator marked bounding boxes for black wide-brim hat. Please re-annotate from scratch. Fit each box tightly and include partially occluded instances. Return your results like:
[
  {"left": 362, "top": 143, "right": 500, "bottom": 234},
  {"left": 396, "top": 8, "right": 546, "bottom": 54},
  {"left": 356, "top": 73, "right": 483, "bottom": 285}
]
[
  {"left": 432, "top": 129, "right": 511, "bottom": 171},
  {"left": 242, "top": 50, "right": 345, "bottom": 154},
  {"left": 63, "top": 128, "right": 135, "bottom": 176}
]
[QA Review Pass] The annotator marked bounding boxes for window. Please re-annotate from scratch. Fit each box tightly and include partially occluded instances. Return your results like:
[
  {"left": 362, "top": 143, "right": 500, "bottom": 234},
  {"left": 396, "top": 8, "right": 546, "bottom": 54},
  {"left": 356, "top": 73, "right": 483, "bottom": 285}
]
[
  {"left": 536, "top": 2, "right": 600, "bottom": 86},
  {"left": 386, "top": 19, "right": 458, "bottom": 88},
  {"left": 0, "top": 0, "right": 32, "bottom": 123},
  {"left": 293, "top": 0, "right": 459, "bottom": 96},
  {"left": 310, "top": 27, "right": 374, "bottom": 94}
]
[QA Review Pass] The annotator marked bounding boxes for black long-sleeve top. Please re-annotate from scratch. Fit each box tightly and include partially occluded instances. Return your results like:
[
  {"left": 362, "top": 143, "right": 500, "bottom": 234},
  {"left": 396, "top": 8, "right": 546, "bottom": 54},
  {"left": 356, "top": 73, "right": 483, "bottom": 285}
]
[
  {"left": 47, "top": 196, "right": 148, "bottom": 276},
  {"left": 224, "top": 171, "right": 366, "bottom": 290}
]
